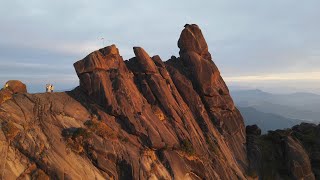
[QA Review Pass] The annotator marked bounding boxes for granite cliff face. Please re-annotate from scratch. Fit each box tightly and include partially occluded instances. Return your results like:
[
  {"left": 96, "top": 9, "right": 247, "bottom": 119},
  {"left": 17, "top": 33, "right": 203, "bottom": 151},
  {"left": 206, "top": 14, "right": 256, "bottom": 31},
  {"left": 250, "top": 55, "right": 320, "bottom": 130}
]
[{"left": 0, "top": 24, "right": 249, "bottom": 179}]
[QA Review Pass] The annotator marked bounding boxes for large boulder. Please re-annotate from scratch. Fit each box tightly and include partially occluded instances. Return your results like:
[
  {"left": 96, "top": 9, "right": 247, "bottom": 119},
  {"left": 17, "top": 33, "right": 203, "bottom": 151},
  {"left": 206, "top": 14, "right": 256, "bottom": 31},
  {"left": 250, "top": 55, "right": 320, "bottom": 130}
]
[
  {"left": 0, "top": 80, "right": 27, "bottom": 104},
  {"left": 4, "top": 80, "right": 27, "bottom": 94}
]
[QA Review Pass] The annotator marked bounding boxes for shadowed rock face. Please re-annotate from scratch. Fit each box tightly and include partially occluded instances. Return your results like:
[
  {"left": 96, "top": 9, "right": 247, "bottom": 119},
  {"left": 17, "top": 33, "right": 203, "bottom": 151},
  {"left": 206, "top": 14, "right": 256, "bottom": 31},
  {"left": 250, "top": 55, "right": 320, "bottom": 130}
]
[
  {"left": 0, "top": 25, "right": 248, "bottom": 179},
  {"left": 246, "top": 125, "right": 262, "bottom": 178},
  {"left": 246, "top": 124, "right": 317, "bottom": 179},
  {"left": 292, "top": 123, "right": 320, "bottom": 179}
]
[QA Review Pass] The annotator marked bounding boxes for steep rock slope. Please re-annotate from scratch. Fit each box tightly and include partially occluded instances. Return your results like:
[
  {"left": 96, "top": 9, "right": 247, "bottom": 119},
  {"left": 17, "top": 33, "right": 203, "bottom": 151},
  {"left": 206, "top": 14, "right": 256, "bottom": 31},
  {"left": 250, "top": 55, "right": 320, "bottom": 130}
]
[{"left": 0, "top": 24, "right": 248, "bottom": 179}]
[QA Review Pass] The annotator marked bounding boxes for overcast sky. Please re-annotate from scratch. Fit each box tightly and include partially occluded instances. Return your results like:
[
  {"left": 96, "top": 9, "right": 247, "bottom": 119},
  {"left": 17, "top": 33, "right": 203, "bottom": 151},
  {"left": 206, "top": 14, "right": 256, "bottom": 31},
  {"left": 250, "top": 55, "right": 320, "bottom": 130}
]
[{"left": 0, "top": 0, "right": 319, "bottom": 93}]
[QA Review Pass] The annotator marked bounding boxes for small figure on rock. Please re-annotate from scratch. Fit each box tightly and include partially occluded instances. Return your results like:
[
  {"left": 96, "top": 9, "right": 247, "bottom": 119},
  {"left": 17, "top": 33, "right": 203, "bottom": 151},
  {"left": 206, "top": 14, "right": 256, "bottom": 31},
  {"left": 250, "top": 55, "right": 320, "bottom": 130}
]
[{"left": 46, "top": 84, "right": 54, "bottom": 93}]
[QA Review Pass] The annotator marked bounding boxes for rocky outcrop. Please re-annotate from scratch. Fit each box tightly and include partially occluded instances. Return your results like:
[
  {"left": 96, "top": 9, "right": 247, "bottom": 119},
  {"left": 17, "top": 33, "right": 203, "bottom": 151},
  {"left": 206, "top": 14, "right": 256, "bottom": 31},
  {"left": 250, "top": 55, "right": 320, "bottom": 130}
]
[
  {"left": 292, "top": 123, "right": 320, "bottom": 179},
  {"left": 0, "top": 24, "right": 249, "bottom": 179},
  {"left": 246, "top": 124, "right": 316, "bottom": 179},
  {"left": 0, "top": 80, "right": 27, "bottom": 104}
]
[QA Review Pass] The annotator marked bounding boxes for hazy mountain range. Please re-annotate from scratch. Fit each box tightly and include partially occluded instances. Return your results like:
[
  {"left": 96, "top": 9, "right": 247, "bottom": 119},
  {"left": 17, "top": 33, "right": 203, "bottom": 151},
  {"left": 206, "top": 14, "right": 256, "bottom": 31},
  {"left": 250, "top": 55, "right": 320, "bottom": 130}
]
[{"left": 231, "top": 89, "right": 319, "bottom": 132}]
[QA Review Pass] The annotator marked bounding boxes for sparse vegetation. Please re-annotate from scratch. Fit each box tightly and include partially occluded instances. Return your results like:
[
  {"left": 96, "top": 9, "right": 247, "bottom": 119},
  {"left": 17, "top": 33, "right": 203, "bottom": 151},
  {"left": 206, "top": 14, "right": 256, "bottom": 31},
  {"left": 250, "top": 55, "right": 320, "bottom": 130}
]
[
  {"left": 62, "top": 127, "right": 91, "bottom": 140},
  {"left": 180, "top": 139, "right": 195, "bottom": 155},
  {"left": 62, "top": 127, "right": 92, "bottom": 154},
  {"left": 291, "top": 125, "right": 319, "bottom": 157},
  {"left": 84, "top": 119, "right": 116, "bottom": 139},
  {"left": 72, "top": 128, "right": 91, "bottom": 139},
  {"left": 292, "top": 128, "right": 317, "bottom": 145},
  {"left": 205, "top": 137, "right": 220, "bottom": 156},
  {"left": 1, "top": 121, "right": 20, "bottom": 140},
  {"left": 257, "top": 131, "right": 292, "bottom": 180}
]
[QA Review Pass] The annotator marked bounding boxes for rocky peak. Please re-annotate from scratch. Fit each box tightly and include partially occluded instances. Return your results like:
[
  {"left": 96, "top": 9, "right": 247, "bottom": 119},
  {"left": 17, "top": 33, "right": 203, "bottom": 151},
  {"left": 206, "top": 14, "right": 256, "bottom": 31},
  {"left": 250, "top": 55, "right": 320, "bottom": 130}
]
[
  {"left": 71, "top": 24, "right": 248, "bottom": 178},
  {"left": 73, "top": 44, "right": 125, "bottom": 75},
  {"left": 132, "top": 47, "right": 158, "bottom": 73},
  {"left": 98, "top": 44, "right": 119, "bottom": 56},
  {"left": 178, "top": 24, "right": 212, "bottom": 60}
]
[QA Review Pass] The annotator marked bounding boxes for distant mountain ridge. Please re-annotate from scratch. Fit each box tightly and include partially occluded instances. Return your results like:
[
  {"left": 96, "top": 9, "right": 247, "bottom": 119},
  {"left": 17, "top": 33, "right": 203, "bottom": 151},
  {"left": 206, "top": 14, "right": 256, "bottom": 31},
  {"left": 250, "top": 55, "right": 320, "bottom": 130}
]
[
  {"left": 231, "top": 89, "right": 320, "bottom": 123},
  {"left": 239, "top": 106, "right": 305, "bottom": 133}
]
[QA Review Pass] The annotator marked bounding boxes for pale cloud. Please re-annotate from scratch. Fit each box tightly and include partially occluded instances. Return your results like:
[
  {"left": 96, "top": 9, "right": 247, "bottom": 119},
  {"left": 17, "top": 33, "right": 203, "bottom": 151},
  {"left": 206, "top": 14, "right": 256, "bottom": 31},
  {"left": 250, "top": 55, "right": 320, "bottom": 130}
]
[{"left": 225, "top": 72, "right": 320, "bottom": 82}]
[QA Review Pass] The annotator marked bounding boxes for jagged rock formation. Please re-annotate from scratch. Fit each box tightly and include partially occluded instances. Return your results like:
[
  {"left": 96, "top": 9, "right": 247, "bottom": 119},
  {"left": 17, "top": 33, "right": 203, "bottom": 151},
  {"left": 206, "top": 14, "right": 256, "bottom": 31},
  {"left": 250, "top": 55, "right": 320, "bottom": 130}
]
[
  {"left": 246, "top": 123, "right": 317, "bottom": 179},
  {"left": 0, "top": 24, "right": 249, "bottom": 179}
]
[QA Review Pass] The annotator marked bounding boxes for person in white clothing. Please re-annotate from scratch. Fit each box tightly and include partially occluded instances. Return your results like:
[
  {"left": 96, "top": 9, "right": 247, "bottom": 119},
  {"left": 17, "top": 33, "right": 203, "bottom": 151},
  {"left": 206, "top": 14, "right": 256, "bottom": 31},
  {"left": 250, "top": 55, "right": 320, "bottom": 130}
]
[
  {"left": 46, "top": 84, "right": 54, "bottom": 92},
  {"left": 46, "top": 84, "right": 50, "bottom": 92}
]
